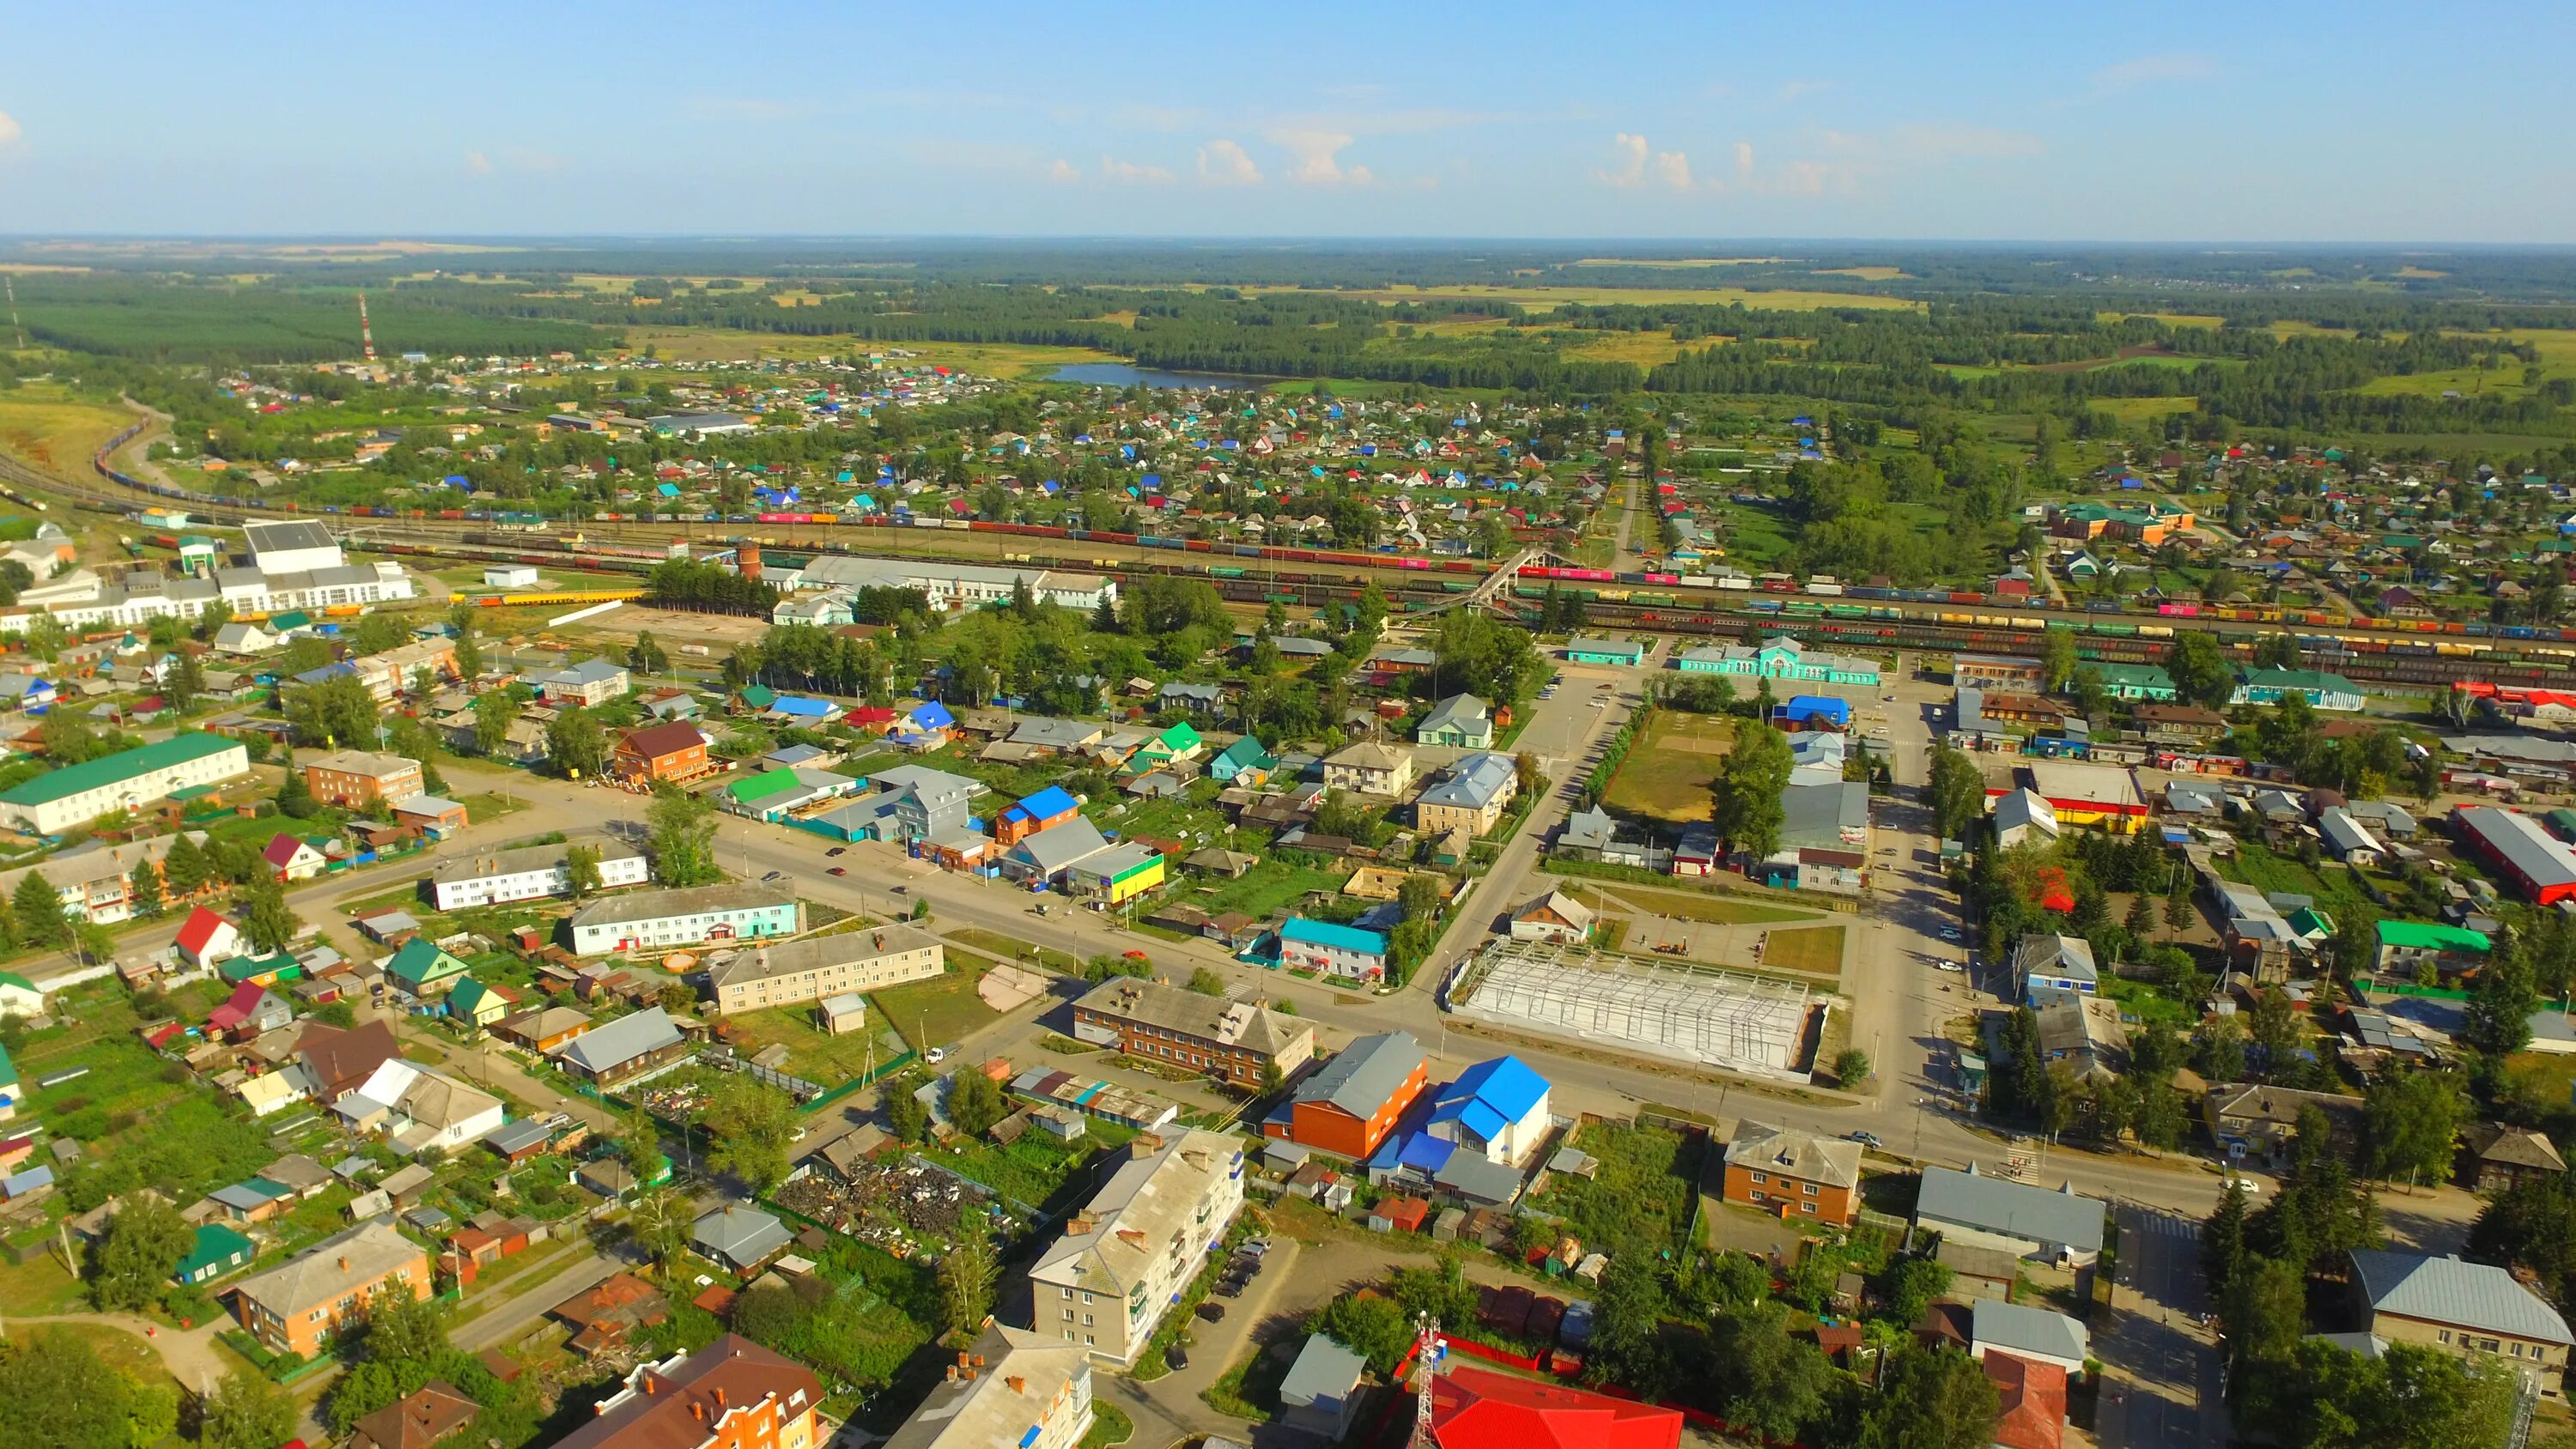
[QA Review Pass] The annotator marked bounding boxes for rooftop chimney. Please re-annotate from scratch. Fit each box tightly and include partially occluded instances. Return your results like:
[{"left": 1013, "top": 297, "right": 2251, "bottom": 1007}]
[
  {"left": 713, "top": 1389, "right": 726, "bottom": 1410},
  {"left": 337, "top": 1256, "right": 351, "bottom": 1271},
  {"left": 1006, "top": 1375, "right": 1026, "bottom": 1394}
]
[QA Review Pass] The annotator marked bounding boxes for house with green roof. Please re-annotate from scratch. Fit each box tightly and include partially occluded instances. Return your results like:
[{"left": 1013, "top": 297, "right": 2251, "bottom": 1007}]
[
  {"left": 1133, "top": 720, "right": 1204, "bottom": 771},
  {"left": 2374, "top": 919, "right": 2491, "bottom": 979},
  {"left": 0, "top": 972, "right": 43, "bottom": 1017},
  {"left": 175, "top": 1222, "right": 257, "bottom": 1285},
  {"left": 217, "top": 952, "right": 304, "bottom": 987},
  {"left": 386, "top": 938, "right": 472, "bottom": 998},
  {"left": 446, "top": 977, "right": 517, "bottom": 1029},
  {"left": 734, "top": 684, "right": 778, "bottom": 714},
  {"left": 2232, "top": 668, "right": 2365, "bottom": 712},
  {"left": 0, "top": 1041, "right": 17, "bottom": 1123},
  {"left": 1209, "top": 735, "right": 1276, "bottom": 786},
  {"left": 0, "top": 733, "right": 252, "bottom": 835},
  {"left": 2089, "top": 663, "right": 2176, "bottom": 702}
]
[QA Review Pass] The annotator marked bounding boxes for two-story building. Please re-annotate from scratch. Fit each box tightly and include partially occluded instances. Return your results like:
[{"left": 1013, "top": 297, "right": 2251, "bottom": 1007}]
[
  {"left": 1415, "top": 752, "right": 1518, "bottom": 839},
  {"left": 565, "top": 885, "right": 800, "bottom": 956},
  {"left": 0, "top": 733, "right": 252, "bottom": 835},
  {"left": 1262, "top": 1030, "right": 1427, "bottom": 1161},
  {"left": 883, "top": 1325, "right": 1093, "bottom": 1449},
  {"left": 1025, "top": 1130, "right": 1246, "bottom": 1366},
  {"left": 1070, "top": 978, "right": 1313, "bottom": 1088},
  {"left": 536, "top": 658, "right": 632, "bottom": 708},
  {"left": 1322, "top": 742, "right": 1413, "bottom": 797},
  {"left": 703, "top": 926, "right": 944, "bottom": 1016},
  {"left": 1279, "top": 919, "right": 1390, "bottom": 984},
  {"left": 2348, "top": 1249, "right": 2573, "bottom": 1392},
  {"left": 301, "top": 750, "right": 424, "bottom": 810},
  {"left": 550, "top": 1336, "right": 823, "bottom": 1449},
  {"left": 227, "top": 1220, "right": 430, "bottom": 1357},
  {"left": 1722, "top": 1122, "right": 1862, "bottom": 1225},
  {"left": 611, "top": 723, "right": 713, "bottom": 786},
  {"left": 426, "top": 840, "right": 652, "bottom": 912}
]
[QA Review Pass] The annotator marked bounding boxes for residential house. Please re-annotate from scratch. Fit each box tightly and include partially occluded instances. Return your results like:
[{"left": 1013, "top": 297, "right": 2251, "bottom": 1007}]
[
  {"left": 2009, "top": 934, "right": 2099, "bottom": 1003},
  {"left": 346, "top": 1382, "right": 479, "bottom": 1449},
  {"left": 1263, "top": 1030, "right": 1428, "bottom": 1160},
  {"left": 690, "top": 1203, "right": 792, "bottom": 1274},
  {"left": 1025, "top": 1129, "right": 1246, "bottom": 1365},
  {"left": 385, "top": 937, "right": 472, "bottom": 999},
  {"left": 2463, "top": 1125, "right": 2569, "bottom": 1195},
  {"left": 1971, "top": 1300, "right": 2091, "bottom": 1379},
  {"left": 2203, "top": 1083, "right": 2366, "bottom": 1167},
  {"left": 536, "top": 659, "right": 631, "bottom": 708},
  {"left": 176, "top": 1222, "right": 258, "bottom": 1285},
  {"left": 0, "top": 733, "right": 252, "bottom": 835},
  {"left": 1721, "top": 1122, "right": 1862, "bottom": 1225},
  {"left": 335, "top": 1059, "right": 505, "bottom": 1155},
  {"left": 227, "top": 1219, "right": 431, "bottom": 1356},
  {"left": 261, "top": 833, "right": 328, "bottom": 882},
  {"left": 1207, "top": 736, "right": 1276, "bottom": 786},
  {"left": 1277, "top": 1336, "right": 1367, "bottom": 1444},
  {"left": 1322, "top": 742, "right": 1413, "bottom": 797},
  {"left": 995, "top": 785, "right": 1082, "bottom": 848},
  {"left": 1507, "top": 888, "right": 1593, "bottom": 945},
  {"left": 1426, "top": 1364, "right": 1683, "bottom": 1449},
  {"left": 445, "top": 978, "right": 518, "bottom": 1030},
  {"left": 1417, "top": 694, "right": 1494, "bottom": 749},
  {"left": 2374, "top": 919, "right": 2490, "bottom": 979},
  {"left": 549, "top": 1007, "right": 690, "bottom": 1089},
  {"left": 611, "top": 722, "right": 713, "bottom": 786}
]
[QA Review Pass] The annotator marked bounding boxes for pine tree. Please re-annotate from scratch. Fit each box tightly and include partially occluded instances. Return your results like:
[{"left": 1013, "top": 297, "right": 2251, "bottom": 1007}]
[
  {"left": 162, "top": 833, "right": 210, "bottom": 900},
  {"left": 127, "top": 860, "right": 164, "bottom": 919},
  {"left": 11, "top": 870, "right": 65, "bottom": 948},
  {"left": 2202, "top": 1175, "right": 2250, "bottom": 1302}
]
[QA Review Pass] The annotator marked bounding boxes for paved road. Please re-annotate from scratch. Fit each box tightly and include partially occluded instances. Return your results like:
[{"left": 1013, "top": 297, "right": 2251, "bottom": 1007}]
[
  {"left": 2099, "top": 1206, "right": 2227, "bottom": 1449},
  {"left": 452, "top": 1247, "right": 619, "bottom": 1354}
]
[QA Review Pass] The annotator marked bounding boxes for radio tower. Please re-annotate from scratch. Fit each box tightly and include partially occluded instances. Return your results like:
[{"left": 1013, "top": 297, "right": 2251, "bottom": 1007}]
[
  {"left": 3, "top": 275, "right": 22, "bottom": 349},
  {"left": 1407, "top": 1313, "right": 1444, "bottom": 1448},
  {"left": 356, "top": 290, "right": 378, "bottom": 363}
]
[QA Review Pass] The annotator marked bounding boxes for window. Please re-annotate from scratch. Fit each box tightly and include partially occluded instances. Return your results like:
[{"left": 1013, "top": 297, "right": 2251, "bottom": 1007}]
[
  {"left": 1750, "top": 1172, "right": 1765, "bottom": 1185},
  {"left": 1801, "top": 1202, "right": 1817, "bottom": 1215},
  {"left": 1083, "top": 1314, "right": 1094, "bottom": 1326},
  {"left": 2439, "top": 1331, "right": 2452, "bottom": 1344},
  {"left": 1063, "top": 1308, "right": 1074, "bottom": 1322},
  {"left": 1802, "top": 1182, "right": 1818, "bottom": 1196}
]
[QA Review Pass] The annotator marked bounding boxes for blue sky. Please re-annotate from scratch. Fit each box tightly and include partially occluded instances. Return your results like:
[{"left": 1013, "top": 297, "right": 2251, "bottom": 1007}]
[{"left": 3, "top": 0, "right": 2571, "bottom": 242}]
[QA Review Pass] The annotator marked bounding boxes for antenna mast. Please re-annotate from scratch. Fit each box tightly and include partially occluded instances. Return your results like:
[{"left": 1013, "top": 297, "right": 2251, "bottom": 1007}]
[
  {"left": 1407, "top": 1313, "right": 1443, "bottom": 1448},
  {"left": 357, "top": 289, "right": 378, "bottom": 363},
  {"left": 3, "top": 275, "right": 22, "bottom": 349}
]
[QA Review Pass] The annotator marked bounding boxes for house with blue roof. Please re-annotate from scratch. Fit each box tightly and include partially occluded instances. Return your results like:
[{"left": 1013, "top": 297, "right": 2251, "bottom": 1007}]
[
  {"left": 889, "top": 700, "right": 955, "bottom": 751},
  {"left": 1426, "top": 1056, "right": 1552, "bottom": 1167},
  {"left": 996, "top": 785, "right": 1081, "bottom": 847},
  {"left": 1280, "top": 918, "right": 1390, "bottom": 985}
]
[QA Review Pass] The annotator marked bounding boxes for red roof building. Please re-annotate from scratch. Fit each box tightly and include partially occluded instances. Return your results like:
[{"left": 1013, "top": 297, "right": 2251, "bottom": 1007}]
[
  {"left": 1986, "top": 1352, "right": 2068, "bottom": 1449},
  {"left": 174, "top": 905, "right": 244, "bottom": 967},
  {"left": 1430, "top": 1365, "right": 1683, "bottom": 1449}
]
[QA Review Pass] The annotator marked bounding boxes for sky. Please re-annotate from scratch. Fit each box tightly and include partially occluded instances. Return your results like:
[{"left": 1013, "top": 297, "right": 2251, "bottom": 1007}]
[{"left": 3, "top": 0, "right": 2573, "bottom": 243}]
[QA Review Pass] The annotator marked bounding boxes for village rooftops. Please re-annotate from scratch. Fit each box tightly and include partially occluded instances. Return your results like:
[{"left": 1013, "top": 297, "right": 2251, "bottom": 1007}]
[
  {"left": 702, "top": 925, "right": 940, "bottom": 991},
  {"left": 1074, "top": 977, "right": 1304, "bottom": 1055},
  {"left": 430, "top": 839, "right": 645, "bottom": 886}
]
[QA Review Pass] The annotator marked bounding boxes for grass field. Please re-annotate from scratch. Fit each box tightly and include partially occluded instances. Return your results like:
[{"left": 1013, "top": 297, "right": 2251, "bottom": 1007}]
[
  {"left": 1762, "top": 925, "right": 1847, "bottom": 975},
  {"left": 1531, "top": 1119, "right": 1704, "bottom": 1258},
  {"left": 1560, "top": 330, "right": 1689, "bottom": 366},
  {"left": 1601, "top": 710, "right": 1733, "bottom": 824},
  {"left": 872, "top": 955, "right": 1005, "bottom": 1052},
  {"left": 0, "top": 385, "right": 133, "bottom": 475},
  {"left": 715, "top": 1004, "right": 905, "bottom": 1083}
]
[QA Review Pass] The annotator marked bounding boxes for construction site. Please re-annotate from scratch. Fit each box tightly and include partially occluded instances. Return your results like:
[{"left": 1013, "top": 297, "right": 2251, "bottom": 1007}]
[{"left": 1444, "top": 938, "right": 1821, "bottom": 1082}]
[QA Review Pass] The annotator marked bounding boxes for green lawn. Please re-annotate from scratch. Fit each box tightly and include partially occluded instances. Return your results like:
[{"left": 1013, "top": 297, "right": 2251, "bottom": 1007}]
[
  {"left": 1531, "top": 1120, "right": 1704, "bottom": 1258},
  {"left": 718, "top": 1003, "right": 906, "bottom": 1083},
  {"left": 1170, "top": 855, "right": 1344, "bottom": 922},
  {"left": 937, "top": 1119, "right": 1137, "bottom": 1212},
  {"left": 1601, "top": 711, "right": 1731, "bottom": 824},
  {"left": 1761, "top": 925, "right": 1846, "bottom": 975},
  {"left": 872, "top": 955, "right": 1006, "bottom": 1052}
]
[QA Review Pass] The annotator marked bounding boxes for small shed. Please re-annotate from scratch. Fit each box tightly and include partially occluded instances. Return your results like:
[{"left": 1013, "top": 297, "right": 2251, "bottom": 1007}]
[
  {"left": 816, "top": 993, "right": 867, "bottom": 1036},
  {"left": 1369, "top": 1195, "right": 1431, "bottom": 1234}
]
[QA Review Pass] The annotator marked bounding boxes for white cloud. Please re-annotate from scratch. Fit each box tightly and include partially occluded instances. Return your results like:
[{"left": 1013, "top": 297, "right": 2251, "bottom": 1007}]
[
  {"left": 464, "top": 149, "right": 493, "bottom": 177},
  {"left": 1598, "top": 133, "right": 1649, "bottom": 187},
  {"left": 1733, "top": 142, "right": 1755, "bottom": 176},
  {"left": 1597, "top": 133, "right": 1695, "bottom": 191},
  {"left": 1196, "top": 138, "right": 1262, "bottom": 185},
  {"left": 1267, "top": 128, "right": 1359, "bottom": 184},
  {"left": 1773, "top": 79, "right": 1830, "bottom": 103},
  {"left": 1047, "top": 159, "right": 1079, "bottom": 183},
  {"left": 2092, "top": 52, "right": 2215, "bottom": 94},
  {"left": 0, "top": 111, "right": 21, "bottom": 149},
  {"left": 1099, "top": 155, "right": 1176, "bottom": 185}
]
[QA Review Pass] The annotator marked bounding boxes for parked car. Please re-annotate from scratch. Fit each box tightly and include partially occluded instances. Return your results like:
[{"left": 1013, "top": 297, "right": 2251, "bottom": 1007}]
[
  {"left": 1845, "top": 1130, "right": 1884, "bottom": 1149},
  {"left": 1195, "top": 1302, "right": 1226, "bottom": 1323},
  {"left": 1167, "top": 1346, "right": 1189, "bottom": 1369},
  {"left": 828, "top": 866, "right": 848, "bottom": 876},
  {"left": 1214, "top": 1280, "right": 1243, "bottom": 1299},
  {"left": 826, "top": 846, "right": 846, "bottom": 857}
]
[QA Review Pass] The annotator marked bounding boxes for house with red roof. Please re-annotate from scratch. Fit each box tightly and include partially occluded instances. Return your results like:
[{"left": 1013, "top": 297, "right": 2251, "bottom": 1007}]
[
  {"left": 1429, "top": 1364, "right": 1682, "bottom": 1449},
  {"left": 1985, "top": 1352, "right": 2068, "bottom": 1449},
  {"left": 208, "top": 982, "right": 292, "bottom": 1040},
  {"left": 175, "top": 906, "right": 244, "bottom": 967},
  {"left": 262, "top": 834, "right": 328, "bottom": 882}
]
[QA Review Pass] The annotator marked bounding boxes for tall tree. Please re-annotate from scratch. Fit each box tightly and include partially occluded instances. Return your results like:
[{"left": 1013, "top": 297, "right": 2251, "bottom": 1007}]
[
  {"left": 161, "top": 833, "right": 210, "bottom": 900},
  {"left": 1710, "top": 718, "right": 1793, "bottom": 864},
  {"left": 1927, "top": 744, "right": 1987, "bottom": 842},
  {"left": 701, "top": 1079, "right": 798, "bottom": 1192},
  {"left": 0, "top": 1331, "right": 137, "bottom": 1449},
  {"left": 11, "top": 870, "right": 65, "bottom": 949},
  {"left": 563, "top": 844, "right": 605, "bottom": 899},
  {"left": 235, "top": 877, "right": 300, "bottom": 953},
  {"left": 2163, "top": 630, "right": 2238, "bottom": 712},
  {"left": 646, "top": 785, "right": 720, "bottom": 887},
  {"left": 1855, "top": 1347, "right": 2001, "bottom": 1449},
  {"left": 197, "top": 1370, "right": 296, "bottom": 1449},
  {"left": 939, "top": 1215, "right": 999, "bottom": 1337},
  {"left": 2363, "top": 1069, "right": 2466, "bottom": 1185},
  {"left": 88, "top": 1197, "right": 193, "bottom": 1313}
]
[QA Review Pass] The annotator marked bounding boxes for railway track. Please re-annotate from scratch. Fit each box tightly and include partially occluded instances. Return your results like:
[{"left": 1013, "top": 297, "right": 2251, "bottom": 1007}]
[{"left": 4, "top": 423, "right": 2555, "bottom": 688}]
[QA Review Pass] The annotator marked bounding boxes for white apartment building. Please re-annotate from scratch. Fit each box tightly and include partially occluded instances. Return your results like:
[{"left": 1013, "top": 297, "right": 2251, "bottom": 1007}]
[
  {"left": 564, "top": 883, "right": 801, "bottom": 955},
  {"left": 1026, "top": 1129, "right": 1245, "bottom": 1366},
  {"left": 797, "top": 555, "right": 1117, "bottom": 613},
  {"left": 882, "top": 1325, "right": 1093, "bottom": 1449},
  {"left": 0, "top": 733, "right": 252, "bottom": 835},
  {"left": 426, "top": 840, "right": 651, "bottom": 912}
]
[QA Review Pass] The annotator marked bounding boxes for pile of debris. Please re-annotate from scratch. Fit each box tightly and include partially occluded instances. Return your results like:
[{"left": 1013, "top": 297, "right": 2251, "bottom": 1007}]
[{"left": 775, "top": 1156, "right": 995, "bottom": 1258}]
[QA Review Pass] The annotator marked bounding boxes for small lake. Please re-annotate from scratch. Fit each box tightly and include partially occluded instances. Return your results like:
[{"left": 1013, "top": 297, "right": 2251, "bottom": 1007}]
[{"left": 1048, "top": 362, "right": 1275, "bottom": 391}]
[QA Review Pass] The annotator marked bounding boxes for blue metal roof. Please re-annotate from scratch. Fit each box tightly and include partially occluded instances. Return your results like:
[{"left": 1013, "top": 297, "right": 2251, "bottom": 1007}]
[
  {"left": 1429, "top": 1056, "right": 1549, "bottom": 1138},
  {"left": 1395, "top": 1131, "right": 1455, "bottom": 1173},
  {"left": 1008, "top": 785, "right": 1078, "bottom": 822},
  {"left": 1281, "top": 918, "right": 1388, "bottom": 955}
]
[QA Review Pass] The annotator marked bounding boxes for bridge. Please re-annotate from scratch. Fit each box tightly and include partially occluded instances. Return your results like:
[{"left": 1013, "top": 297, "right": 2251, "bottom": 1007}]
[{"left": 1412, "top": 547, "right": 1542, "bottom": 615}]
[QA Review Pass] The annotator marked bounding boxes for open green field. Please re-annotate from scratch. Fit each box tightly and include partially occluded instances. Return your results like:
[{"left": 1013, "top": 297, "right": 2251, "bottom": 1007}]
[
  {"left": 1762, "top": 925, "right": 1848, "bottom": 974},
  {"left": 716, "top": 1004, "right": 906, "bottom": 1083},
  {"left": 872, "top": 955, "right": 1005, "bottom": 1052},
  {"left": 1530, "top": 1119, "right": 1704, "bottom": 1258},
  {"left": 1601, "top": 711, "right": 1732, "bottom": 823},
  {"left": 1165, "top": 854, "right": 1345, "bottom": 922},
  {"left": 0, "top": 384, "right": 134, "bottom": 475}
]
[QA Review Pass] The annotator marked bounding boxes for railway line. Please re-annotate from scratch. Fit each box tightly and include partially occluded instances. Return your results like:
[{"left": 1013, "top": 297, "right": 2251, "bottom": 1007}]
[{"left": 0, "top": 421, "right": 2554, "bottom": 688}]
